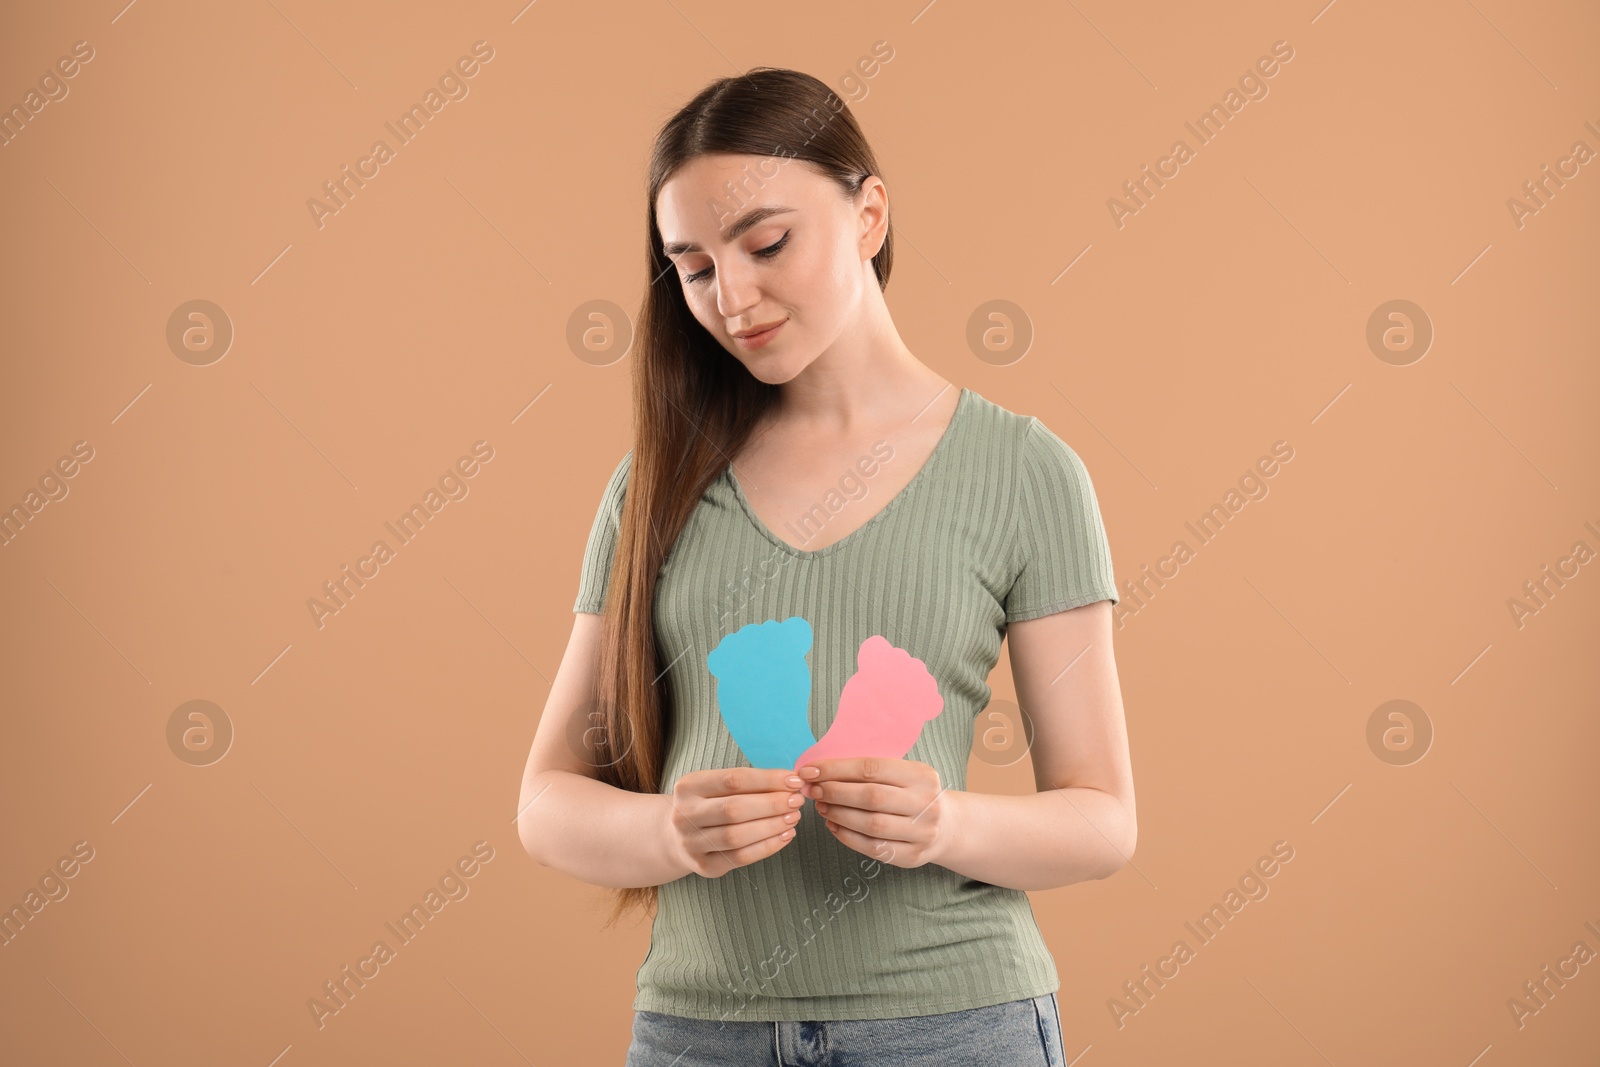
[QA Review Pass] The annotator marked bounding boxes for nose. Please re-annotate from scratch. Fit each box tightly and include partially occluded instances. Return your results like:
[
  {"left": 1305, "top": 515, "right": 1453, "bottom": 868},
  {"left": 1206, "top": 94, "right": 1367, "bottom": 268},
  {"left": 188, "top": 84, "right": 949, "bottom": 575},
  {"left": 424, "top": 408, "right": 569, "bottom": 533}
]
[{"left": 713, "top": 258, "right": 762, "bottom": 322}]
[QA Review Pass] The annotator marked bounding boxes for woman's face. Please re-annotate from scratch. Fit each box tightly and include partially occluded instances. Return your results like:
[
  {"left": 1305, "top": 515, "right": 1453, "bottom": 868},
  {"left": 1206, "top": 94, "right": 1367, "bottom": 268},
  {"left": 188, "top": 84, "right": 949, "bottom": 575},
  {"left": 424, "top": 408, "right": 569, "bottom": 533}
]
[{"left": 655, "top": 154, "right": 882, "bottom": 385}]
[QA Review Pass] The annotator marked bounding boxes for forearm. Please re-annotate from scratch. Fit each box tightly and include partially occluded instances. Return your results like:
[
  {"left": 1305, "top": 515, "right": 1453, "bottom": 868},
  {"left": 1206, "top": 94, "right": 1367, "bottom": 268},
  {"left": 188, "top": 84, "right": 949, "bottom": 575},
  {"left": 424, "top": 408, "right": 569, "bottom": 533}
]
[
  {"left": 933, "top": 786, "right": 1136, "bottom": 891},
  {"left": 517, "top": 770, "right": 687, "bottom": 889}
]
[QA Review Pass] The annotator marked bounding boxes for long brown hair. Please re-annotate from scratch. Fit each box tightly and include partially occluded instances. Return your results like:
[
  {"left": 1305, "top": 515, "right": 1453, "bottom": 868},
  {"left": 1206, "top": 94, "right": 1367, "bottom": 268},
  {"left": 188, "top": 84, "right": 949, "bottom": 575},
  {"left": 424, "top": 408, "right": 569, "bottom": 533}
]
[{"left": 592, "top": 67, "right": 894, "bottom": 928}]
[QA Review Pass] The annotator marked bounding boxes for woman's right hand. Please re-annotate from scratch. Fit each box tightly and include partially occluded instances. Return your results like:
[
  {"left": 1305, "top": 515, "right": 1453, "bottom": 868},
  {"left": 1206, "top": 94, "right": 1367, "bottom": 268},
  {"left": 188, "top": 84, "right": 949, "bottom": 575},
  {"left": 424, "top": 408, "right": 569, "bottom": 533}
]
[{"left": 663, "top": 767, "right": 805, "bottom": 878}]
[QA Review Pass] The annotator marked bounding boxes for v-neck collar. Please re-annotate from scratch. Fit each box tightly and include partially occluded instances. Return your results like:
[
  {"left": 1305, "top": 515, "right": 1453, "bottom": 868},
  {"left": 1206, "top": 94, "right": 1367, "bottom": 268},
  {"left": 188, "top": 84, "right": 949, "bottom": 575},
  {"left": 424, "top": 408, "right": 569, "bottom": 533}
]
[{"left": 724, "top": 387, "right": 972, "bottom": 560}]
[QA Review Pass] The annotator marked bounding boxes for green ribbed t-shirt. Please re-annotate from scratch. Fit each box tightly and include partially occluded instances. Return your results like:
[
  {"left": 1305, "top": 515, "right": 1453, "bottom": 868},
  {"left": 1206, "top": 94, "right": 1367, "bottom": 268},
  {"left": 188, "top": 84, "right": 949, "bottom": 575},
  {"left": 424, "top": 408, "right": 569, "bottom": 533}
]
[{"left": 572, "top": 386, "right": 1119, "bottom": 1022}]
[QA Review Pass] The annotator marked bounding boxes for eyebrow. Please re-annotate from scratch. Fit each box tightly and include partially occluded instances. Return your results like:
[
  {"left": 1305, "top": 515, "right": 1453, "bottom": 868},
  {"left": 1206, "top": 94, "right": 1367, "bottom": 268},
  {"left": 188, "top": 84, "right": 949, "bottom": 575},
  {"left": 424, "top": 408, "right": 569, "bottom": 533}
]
[{"left": 661, "top": 205, "right": 795, "bottom": 256}]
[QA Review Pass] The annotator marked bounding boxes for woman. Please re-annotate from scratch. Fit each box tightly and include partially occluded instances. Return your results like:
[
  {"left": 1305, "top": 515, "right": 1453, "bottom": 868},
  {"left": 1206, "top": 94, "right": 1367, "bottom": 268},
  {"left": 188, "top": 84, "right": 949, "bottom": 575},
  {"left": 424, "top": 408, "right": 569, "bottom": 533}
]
[{"left": 517, "top": 67, "right": 1136, "bottom": 1066}]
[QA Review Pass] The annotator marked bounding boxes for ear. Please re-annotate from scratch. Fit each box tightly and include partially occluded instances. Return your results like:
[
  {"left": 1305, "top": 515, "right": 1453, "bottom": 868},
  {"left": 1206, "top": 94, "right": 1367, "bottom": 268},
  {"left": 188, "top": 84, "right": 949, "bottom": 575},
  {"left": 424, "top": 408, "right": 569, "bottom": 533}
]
[{"left": 856, "top": 175, "right": 889, "bottom": 260}]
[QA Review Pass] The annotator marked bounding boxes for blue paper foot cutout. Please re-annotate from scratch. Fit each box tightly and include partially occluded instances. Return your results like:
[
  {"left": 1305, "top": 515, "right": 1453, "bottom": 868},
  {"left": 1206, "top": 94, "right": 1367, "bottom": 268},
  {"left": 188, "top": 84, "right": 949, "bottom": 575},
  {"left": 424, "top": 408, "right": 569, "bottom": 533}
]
[{"left": 707, "top": 616, "right": 819, "bottom": 769}]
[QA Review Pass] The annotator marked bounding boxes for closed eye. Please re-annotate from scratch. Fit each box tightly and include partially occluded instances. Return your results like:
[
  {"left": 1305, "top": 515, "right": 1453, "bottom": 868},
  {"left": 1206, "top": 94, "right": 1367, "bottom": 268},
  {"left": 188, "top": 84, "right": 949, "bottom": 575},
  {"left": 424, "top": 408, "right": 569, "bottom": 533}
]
[{"left": 683, "top": 231, "right": 790, "bottom": 284}]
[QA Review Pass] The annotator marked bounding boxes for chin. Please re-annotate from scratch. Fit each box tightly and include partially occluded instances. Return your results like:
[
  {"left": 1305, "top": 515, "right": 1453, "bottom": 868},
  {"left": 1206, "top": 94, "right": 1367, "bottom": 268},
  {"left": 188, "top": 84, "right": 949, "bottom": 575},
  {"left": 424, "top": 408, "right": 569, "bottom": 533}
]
[
  {"left": 743, "top": 366, "right": 798, "bottom": 386},
  {"left": 731, "top": 353, "right": 808, "bottom": 385}
]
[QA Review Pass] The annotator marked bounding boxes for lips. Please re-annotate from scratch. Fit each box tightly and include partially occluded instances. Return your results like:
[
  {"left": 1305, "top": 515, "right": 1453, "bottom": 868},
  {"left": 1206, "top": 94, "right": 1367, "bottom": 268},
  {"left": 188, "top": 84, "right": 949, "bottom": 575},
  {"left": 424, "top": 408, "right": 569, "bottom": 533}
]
[
  {"left": 732, "top": 319, "right": 786, "bottom": 349},
  {"left": 734, "top": 320, "right": 784, "bottom": 339}
]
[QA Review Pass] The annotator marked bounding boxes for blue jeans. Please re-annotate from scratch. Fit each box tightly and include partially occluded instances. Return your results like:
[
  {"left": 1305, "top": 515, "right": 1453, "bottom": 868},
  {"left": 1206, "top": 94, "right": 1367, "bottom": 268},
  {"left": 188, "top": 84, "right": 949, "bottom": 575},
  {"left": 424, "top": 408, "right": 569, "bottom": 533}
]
[{"left": 624, "top": 992, "right": 1065, "bottom": 1066}]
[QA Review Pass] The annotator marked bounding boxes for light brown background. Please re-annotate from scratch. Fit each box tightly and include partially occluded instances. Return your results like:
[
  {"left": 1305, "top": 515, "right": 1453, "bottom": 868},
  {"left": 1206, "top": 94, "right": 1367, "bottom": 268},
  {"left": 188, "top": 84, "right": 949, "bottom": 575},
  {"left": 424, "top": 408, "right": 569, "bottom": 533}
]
[{"left": 2, "top": 0, "right": 1597, "bottom": 1064}]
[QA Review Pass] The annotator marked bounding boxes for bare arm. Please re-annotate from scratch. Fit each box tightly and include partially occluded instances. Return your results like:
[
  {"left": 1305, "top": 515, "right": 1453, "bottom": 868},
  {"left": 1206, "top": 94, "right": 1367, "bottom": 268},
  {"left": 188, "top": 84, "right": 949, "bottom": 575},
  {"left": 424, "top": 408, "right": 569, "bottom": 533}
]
[
  {"left": 516, "top": 611, "right": 688, "bottom": 889},
  {"left": 932, "top": 599, "right": 1137, "bottom": 891},
  {"left": 517, "top": 611, "right": 806, "bottom": 888}
]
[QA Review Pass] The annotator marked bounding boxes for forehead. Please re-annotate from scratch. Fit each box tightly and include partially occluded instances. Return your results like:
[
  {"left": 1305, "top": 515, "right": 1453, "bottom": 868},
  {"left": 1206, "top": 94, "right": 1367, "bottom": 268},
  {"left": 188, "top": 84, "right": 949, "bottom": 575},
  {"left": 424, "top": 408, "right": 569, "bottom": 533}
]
[{"left": 657, "top": 154, "right": 828, "bottom": 246}]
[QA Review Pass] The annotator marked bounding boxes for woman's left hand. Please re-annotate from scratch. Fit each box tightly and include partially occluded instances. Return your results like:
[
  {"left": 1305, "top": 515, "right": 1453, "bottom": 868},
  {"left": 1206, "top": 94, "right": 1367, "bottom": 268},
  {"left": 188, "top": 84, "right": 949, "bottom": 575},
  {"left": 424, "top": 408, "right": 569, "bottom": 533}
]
[{"left": 797, "top": 758, "right": 955, "bottom": 868}]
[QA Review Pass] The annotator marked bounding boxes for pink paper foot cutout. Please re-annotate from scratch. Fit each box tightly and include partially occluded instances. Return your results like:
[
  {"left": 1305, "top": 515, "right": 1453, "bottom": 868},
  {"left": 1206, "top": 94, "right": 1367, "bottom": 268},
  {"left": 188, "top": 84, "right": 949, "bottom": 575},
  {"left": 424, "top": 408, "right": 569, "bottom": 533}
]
[{"left": 795, "top": 635, "right": 944, "bottom": 768}]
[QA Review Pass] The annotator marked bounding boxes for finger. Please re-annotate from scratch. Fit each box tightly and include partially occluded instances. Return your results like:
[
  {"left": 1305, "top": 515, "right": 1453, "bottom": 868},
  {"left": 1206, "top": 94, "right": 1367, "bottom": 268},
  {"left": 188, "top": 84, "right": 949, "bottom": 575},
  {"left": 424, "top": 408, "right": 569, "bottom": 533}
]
[
  {"left": 688, "top": 788, "right": 806, "bottom": 830},
  {"left": 679, "top": 770, "right": 801, "bottom": 827},
  {"left": 804, "top": 780, "right": 917, "bottom": 815},
  {"left": 675, "top": 793, "right": 768, "bottom": 831},
  {"left": 813, "top": 802, "right": 915, "bottom": 843},
  {"left": 699, "top": 809, "right": 802, "bottom": 852},
  {"left": 823, "top": 819, "right": 903, "bottom": 864},
  {"left": 706, "top": 824, "right": 798, "bottom": 874},
  {"left": 699, "top": 767, "right": 803, "bottom": 799},
  {"left": 670, "top": 797, "right": 732, "bottom": 858},
  {"left": 798, "top": 757, "right": 914, "bottom": 787},
  {"left": 677, "top": 787, "right": 804, "bottom": 840}
]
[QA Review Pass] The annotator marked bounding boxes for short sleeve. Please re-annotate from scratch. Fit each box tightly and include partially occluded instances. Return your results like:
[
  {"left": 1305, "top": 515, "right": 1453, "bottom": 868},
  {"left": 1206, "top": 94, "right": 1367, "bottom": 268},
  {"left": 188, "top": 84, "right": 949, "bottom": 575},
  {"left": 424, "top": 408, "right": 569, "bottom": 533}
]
[
  {"left": 573, "top": 450, "right": 632, "bottom": 615},
  {"left": 1002, "top": 418, "right": 1118, "bottom": 622}
]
